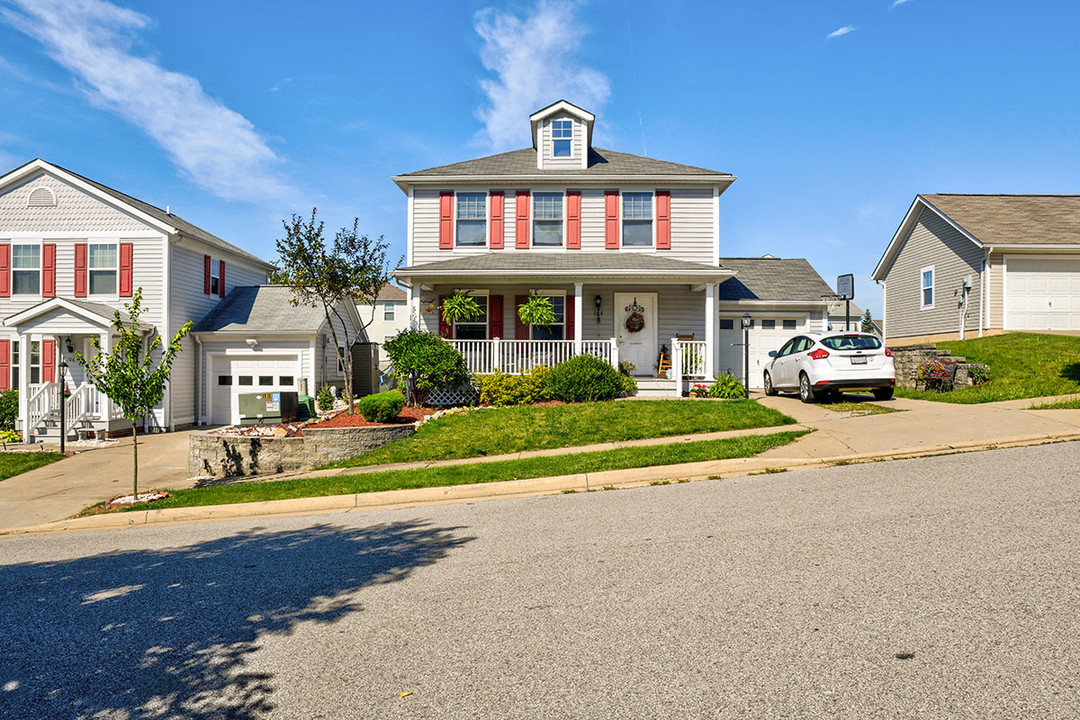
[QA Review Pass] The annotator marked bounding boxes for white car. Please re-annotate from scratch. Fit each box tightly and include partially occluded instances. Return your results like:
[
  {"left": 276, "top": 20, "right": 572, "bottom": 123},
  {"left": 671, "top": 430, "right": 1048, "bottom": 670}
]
[{"left": 763, "top": 332, "right": 896, "bottom": 403}]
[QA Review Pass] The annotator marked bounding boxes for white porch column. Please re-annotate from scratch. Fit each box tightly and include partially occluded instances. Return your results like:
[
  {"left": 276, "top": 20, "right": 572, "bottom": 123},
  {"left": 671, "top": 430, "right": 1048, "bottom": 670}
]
[
  {"left": 98, "top": 332, "right": 111, "bottom": 422},
  {"left": 573, "top": 283, "right": 583, "bottom": 354},
  {"left": 18, "top": 335, "right": 30, "bottom": 443},
  {"left": 705, "top": 283, "right": 717, "bottom": 379}
]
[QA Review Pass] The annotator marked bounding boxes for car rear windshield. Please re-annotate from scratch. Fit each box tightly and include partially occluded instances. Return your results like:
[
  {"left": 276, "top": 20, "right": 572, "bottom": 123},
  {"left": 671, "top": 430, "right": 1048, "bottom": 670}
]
[{"left": 820, "top": 335, "right": 883, "bottom": 350}]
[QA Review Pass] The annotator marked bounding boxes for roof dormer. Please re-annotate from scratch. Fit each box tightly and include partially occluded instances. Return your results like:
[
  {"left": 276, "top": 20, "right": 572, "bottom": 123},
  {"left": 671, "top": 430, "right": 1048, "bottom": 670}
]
[{"left": 530, "top": 100, "right": 595, "bottom": 171}]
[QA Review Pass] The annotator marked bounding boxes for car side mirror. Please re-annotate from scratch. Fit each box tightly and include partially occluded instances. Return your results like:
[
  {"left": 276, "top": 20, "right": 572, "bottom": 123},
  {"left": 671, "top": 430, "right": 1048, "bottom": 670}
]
[{"left": 768, "top": 350, "right": 777, "bottom": 357}]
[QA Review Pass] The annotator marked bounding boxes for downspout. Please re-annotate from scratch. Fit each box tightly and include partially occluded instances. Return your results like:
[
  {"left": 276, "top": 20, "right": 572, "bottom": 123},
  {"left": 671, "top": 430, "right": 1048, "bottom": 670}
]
[
  {"left": 164, "top": 234, "right": 175, "bottom": 432},
  {"left": 980, "top": 246, "right": 993, "bottom": 338},
  {"left": 194, "top": 334, "right": 203, "bottom": 425}
]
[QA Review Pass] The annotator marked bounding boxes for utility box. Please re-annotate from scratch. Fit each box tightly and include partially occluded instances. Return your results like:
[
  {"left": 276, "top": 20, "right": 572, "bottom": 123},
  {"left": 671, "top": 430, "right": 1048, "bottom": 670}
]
[{"left": 238, "top": 391, "right": 299, "bottom": 425}]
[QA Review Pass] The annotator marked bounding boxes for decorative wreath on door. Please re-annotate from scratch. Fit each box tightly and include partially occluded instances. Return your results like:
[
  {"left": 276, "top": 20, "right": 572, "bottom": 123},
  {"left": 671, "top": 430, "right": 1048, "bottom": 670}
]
[{"left": 625, "top": 312, "right": 646, "bottom": 334}]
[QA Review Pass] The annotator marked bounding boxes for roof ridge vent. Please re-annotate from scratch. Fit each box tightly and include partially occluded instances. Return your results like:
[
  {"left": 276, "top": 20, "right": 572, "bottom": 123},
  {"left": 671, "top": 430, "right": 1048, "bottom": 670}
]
[{"left": 27, "top": 186, "right": 57, "bottom": 208}]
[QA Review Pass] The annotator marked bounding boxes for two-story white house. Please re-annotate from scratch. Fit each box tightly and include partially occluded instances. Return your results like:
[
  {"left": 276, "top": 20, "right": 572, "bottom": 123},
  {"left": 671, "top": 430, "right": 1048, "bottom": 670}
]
[
  {"left": 0, "top": 159, "right": 364, "bottom": 438},
  {"left": 393, "top": 100, "right": 738, "bottom": 394}
]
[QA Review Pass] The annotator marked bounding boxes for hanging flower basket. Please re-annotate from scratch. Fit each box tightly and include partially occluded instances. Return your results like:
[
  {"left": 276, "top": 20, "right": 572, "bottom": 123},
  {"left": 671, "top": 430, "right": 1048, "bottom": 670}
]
[{"left": 625, "top": 312, "right": 645, "bottom": 334}]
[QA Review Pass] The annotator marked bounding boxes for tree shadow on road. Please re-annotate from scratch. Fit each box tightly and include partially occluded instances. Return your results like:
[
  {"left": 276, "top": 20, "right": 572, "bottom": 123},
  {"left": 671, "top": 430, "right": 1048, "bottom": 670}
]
[{"left": 0, "top": 520, "right": 473, "bottom": 719}]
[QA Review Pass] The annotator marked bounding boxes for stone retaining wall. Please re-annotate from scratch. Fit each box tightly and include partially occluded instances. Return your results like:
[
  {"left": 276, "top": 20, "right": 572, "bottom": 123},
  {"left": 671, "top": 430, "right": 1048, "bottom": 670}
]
[
  {"left": 188, "top": 424, "right": 415, "bottom": 478},
  {"left": 890, "top": 344, "right": 978, "bottom": 389}
]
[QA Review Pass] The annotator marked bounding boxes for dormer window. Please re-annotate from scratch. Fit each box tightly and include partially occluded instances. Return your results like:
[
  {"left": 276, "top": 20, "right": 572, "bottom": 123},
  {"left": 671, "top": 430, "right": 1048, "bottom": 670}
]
[{"left": 552, "top": 120, "right": 573, "bottom": 158}]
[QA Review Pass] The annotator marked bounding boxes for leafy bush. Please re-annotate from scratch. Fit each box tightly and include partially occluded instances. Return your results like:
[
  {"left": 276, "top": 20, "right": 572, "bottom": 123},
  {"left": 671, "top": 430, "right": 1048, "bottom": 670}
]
[
  {"left": 968, "top": 363, "right": 991, "bottom": 386},
  {"left": 475, "top": 366, "right": 550, "bottom": 406},
  {"left": 316, "top": 385, "right": 336, "bottom": 412},
  {"left": 545, "top": 354, "right": 626, "bottom": 403},
  {"left": 618, "top": 374, "right": 637, "bottom": 397},
  {"left": 0, "top": 429, "right": 20, "bottom": 444},
  {"left": 0, "top": 390, "right": 17, "bottom": 431},
  {"left": 358, "top": 390, "right": 406, "bottom": 422},
  {"left": 708, "top": 372, "right": 746, "bottom": 399},
  {"left": 384, "top": 329, "right": 471, "bottom": 406}
]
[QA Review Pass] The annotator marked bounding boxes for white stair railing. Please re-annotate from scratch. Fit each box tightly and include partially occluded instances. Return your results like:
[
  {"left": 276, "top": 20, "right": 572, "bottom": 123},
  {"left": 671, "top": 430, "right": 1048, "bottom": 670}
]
[
  {"left": 63, "top": 383, "right": 96, "bottom": 438},
  {"left": 27, "top": 382, "right": 59, "bottom": 436}
]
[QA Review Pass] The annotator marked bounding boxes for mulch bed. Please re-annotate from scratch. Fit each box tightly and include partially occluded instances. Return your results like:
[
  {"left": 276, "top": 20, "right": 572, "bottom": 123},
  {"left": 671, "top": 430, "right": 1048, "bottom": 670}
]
[{"left": 299, "top": 405, "right": 434, "bottom": 434}]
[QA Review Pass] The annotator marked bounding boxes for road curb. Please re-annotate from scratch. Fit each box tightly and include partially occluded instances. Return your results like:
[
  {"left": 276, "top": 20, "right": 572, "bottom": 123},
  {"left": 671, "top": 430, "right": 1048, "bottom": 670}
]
[{"left": 4, "top": 431, "right": 1079, "bottom": 537}]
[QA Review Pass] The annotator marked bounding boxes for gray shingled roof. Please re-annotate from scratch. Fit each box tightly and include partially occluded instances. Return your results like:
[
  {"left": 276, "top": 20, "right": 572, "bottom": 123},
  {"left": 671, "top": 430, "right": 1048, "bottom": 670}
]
[
  {"left": 192, "top": 286, "right": 330, "bottom": 333},
  {"left": 376, "top": 283, "right": 407, "bottom": 301},
  {"left": 921, "top": 194, "right": 1080, "bottom": 245},
  {"left": 717, "top": 257, "right": 837, "bottom": 302},
  {"left": 43, "top": 160, "right": 274, "bottom": 269},
  {"left": 397, "top": 253, "right": 731, "bottom": 277},
  {"left": 395, "top": 148, "right": 731, "bottom": 180}
]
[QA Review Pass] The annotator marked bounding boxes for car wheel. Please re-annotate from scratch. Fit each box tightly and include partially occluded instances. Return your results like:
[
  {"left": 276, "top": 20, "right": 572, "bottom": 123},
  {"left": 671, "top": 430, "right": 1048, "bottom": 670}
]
[
  {"left": 798, "top": 373, "right": 816, "bottom": 403},
  {"left": 872, "top": 387, "right": 894, "bottom": 401},
  {"left": 763, "top": 371, "right": 778, "bottom": 396}
]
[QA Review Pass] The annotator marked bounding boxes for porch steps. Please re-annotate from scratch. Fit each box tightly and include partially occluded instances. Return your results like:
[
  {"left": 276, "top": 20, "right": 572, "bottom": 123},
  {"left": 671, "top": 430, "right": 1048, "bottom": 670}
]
[{"left": 634, "top": 377, "right": 678, "bottom": 398}]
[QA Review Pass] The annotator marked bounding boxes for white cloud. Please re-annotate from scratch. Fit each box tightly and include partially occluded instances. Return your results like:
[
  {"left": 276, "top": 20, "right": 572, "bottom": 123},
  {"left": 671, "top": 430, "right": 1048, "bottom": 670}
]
[
  {"left": 891, "top": 0, "right": 911, "bottom": 6},
  {"left": 827, "top": 26, "right": 857, "bottom": 40},
  {"left": 474, "top": 0, "right": 611, "bottom": 151},
  {"left": 1, "top": 0, "right": 295, "bottom": 203}
]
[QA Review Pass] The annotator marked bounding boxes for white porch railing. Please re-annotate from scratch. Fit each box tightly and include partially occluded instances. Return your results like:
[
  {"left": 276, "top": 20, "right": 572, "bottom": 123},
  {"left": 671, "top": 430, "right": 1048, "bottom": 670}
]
[
  {"left": 672, "top": 338, "right": 709, "bottom": 388},
  {"left": 27, "top": 382, "right": 60, "bottom": 436},
  {"left": 449, "top": 338, "right": 619, "bottom": 375}
]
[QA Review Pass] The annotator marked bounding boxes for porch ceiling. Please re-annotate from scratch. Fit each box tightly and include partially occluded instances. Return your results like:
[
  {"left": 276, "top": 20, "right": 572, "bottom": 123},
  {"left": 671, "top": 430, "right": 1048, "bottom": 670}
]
[{"left": 396, "top": 253, "right": 735, "bottom": 284}]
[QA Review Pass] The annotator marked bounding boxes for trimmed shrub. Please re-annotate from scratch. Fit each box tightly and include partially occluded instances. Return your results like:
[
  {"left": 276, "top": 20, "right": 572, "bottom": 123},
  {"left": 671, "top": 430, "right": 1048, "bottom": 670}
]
[
  {"left": 358, "top": 390, "right": 406, "bottom": 423},
  {"left": 316, "top": 385, "right": 335, "bottom": 412},
  {"left": 475, "top": 366, "right": 550, "bottom": 406},
  {"left": 545, "top": 355, "right": 626, "bottom": 403},
  {"left": 708, "top": 372, "right": 746, "bottom": 399},
  {"left": 0, "top": 390, "right": 17, "bottom": 431}
]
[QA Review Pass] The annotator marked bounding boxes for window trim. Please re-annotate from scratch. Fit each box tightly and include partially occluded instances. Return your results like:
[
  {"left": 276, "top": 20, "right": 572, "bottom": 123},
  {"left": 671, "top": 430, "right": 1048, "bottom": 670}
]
[
  {"left": 11, "top": 241, "right": 42, "bottom": 297},
  {"left": 528, "top": 290, "right": 567, "bottom": 341},
  {"left": 920, "top": 265, "right": 935, "bottom": 310},
  {"left": 454, "top": 191, "right": 488, "bottom": 249},
  {"left": 551, "top": 119, "right": 573, "bottom": 159},
  {"left": 618, "top": 189, "right": 657, "bottom": 251},
  {"left": 453, "top": 289, "right": 490, "bottom": 340},
  {"left": 531, "top": 191, "right": 566, "bottom": 249},
  {"left": 87, "top": 242, "right": 119, "bottom": 297}
]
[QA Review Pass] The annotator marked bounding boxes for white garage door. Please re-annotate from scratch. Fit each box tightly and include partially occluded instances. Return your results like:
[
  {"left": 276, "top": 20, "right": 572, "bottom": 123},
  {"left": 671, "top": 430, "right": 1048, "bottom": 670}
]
[
  {"left": 718, "top": 317, "right": 805, "bottom": 389},
  {"left": 211, "top": 355, "right": 301, "bottom": 425},
  {"left": 1006, "top": 258, "right": 1080, "bottom": 331}
]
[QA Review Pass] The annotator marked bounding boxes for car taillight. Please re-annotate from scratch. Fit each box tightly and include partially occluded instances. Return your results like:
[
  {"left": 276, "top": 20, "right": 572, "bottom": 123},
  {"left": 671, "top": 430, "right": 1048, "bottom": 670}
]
[
  {"left": 885, "top": 348, "right": 893, "bottom": 357},
  {"left": 808, "top": 348, "right": 829, "bottom": 360}
]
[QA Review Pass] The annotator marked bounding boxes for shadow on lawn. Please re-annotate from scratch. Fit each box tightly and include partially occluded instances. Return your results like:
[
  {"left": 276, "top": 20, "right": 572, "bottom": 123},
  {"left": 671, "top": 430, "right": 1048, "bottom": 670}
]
[
  {"left": 1060, "top": 362, "right": 1080, "bottom": 383},
  {"left": 0, "top": 521, "right": 473, "bottom": 719}
]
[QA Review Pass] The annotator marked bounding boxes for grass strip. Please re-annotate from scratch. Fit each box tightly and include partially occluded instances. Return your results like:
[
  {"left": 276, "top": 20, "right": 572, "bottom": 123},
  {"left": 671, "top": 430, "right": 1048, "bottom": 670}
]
[
  {"left": 821, "top": 401, "right": 900, "bottom": 416},
  {"left": 91, "top": 430, "right": 809, "bottom": 514},
  {"left": 322, "top": 399, "right": 796, "bottom": 468},
  {"left": 1029, "top": 397, "right": 1080, "bottom": 410},
  {"left": 0, "top": 451, "right": 66, "bottom": 481}
]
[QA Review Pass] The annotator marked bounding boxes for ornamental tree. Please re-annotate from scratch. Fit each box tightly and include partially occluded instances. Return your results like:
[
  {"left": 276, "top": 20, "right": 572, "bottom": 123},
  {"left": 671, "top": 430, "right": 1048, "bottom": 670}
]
[
  {"left": 861, "top": 308, "right": 876, "bottom": 335},
  {"left": 275, "top": 208, "right": 396, "bottom": 412},
  {"left": 383, "top": 330, "right": 470, "bottom": 406},
  {"left": 75, "top": 288, "right": 192, "bottom": 498}
]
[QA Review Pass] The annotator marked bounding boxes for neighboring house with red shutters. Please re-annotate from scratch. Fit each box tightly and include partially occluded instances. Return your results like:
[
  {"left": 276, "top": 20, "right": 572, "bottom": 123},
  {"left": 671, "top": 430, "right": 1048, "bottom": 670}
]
[
  {"left": 393, "top": 100, "right": 737, "bottom": 395},
  {"left": 0, "top": 158, "right": 283, "bottom": 439}
]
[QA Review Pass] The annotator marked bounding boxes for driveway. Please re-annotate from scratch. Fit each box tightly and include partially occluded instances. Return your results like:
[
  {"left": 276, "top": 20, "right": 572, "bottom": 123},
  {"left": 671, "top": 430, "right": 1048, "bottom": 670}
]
[{"left": 0, "top": 430, "right": 200, "bottom": 531}]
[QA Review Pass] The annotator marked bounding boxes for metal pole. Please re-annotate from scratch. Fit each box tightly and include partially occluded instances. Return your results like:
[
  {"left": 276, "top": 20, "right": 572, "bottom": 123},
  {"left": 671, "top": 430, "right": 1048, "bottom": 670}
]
[
  {"left": 846, "top": 300, "right": 851, "bottom": 331},
  {"left": 58, "top": 367, "right": 65, "bottom": 454},
  {"left": 743, "top": 327, "right": 749, "bottom": 398}
]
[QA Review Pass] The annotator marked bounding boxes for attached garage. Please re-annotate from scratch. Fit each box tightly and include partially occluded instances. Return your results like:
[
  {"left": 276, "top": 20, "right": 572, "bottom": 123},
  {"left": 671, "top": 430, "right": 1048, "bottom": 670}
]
[
  {"left": 1005, "top": 257, "right": 1080, "bottom": 331},
  {"left": 210, "top": 354, "right": 302, "bottom": 426},
  {"left": 718, "top": 316, "right": 808, "bottom": 387}
]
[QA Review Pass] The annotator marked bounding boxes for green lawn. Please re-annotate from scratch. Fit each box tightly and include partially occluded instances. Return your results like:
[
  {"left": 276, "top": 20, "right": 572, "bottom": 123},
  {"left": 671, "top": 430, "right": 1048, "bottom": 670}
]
[
  {"left": 1030, "top": 397, "right": 1080, "bottom": 410},
  {"left": 91, "top": 430, "right": 809, "bottom": 514},
  {"left": 821, "top": 401, "right": 900, "bottom": 416},
  {"left": 893, "top": 333, "right": 1080, "bottom": 403},
  {"left": 322, "top": 399, "right": 796, "bottom": 468},
  {"left": 0, "top": 451, "right": 65, "bottom": 480}
]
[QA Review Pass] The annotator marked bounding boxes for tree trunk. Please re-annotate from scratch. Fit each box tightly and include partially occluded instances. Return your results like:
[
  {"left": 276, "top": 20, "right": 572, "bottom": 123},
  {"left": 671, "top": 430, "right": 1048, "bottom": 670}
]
[{"left": 131, "top": 423, "right": 139, "bottom": 498}]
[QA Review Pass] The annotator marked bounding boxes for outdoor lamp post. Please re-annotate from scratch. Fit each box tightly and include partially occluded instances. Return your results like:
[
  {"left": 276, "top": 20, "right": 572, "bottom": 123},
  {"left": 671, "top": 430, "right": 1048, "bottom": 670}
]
[
  {"left": 741, "top": 312, "right": 752, "bottom": 398},
  {"left": 58, "top": 360, "right": 68, "bottom": 454}
]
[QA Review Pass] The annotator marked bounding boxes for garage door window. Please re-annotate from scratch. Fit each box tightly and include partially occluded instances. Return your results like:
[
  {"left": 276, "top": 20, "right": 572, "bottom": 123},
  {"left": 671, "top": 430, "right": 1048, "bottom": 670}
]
[
  {"left": 238, "top": 376, "right": 253, "bottom": 386},
  {"left": 259, "top": 376, "right": 273, "bottom": 386},
  {"left": 280, "top": 376, "right": 294, "bottom": 386},
  {"left": 762, "top": 319, "right": 776, "bottom": 330},
  {"left": 720, "top": 319, "right": 734, "bottom": 330},
  {"left": 921, "top": 266, "right": 934, "bottom": 309},
  {"left": 783, "top": 320, "right": 797, "bottom": 330},
  {"left": 218, "top": 375, "right": 232, "bottom": 385}
]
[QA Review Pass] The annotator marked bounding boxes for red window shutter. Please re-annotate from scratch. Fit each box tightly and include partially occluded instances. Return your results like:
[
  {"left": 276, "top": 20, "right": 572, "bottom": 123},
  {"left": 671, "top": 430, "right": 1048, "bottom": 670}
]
[
  {"left": 437, "top": 295, "right": 452, "bottom": 338},
  {"left": 514, "top": 295, "right": 529, "bottom": 339},
  {"left": 119, "top": 242, "right": 134, "bottom": 297},
  {"left": 42, "top": 244, "right": 56, "bottom": 298},
  {"left": 488, "top": 294, "right": 504, "bottom": 339},
  {"left": 42, "top": 339, "right": 56, "bottom": 384},
  {"left": 565, "top": 295, "right": 576, "bottom": 341},
  {"left": 74, "top": 243, "right": 88, "bottom": 297},
  {"left": 656, "top": 190, "right": 671, "bottom": 250},
  {"left": 204, "top": 254, "right": 212, "bottom": 294},
  {"left": 604, "top": 190, "right": 620, "bottom": 249},
  {"left": 0, "top": 244, "right": 11, "bottom": 298},
  {"left": 489, "top": 191, "right": 504, "bottom": 249},
  {"left": 0, "top": 339, "right": 9, "bottom": 392},
  {"left": 566, "top": 190, "right": 581, "bottom": 249},
  {"left": 515, "top": 191, "right": 530, "bottom": 249},
  {"left": 438, "top": 192, "right": 454, "bottom": 249},
  {"left": 218, "top": 259, "right": 225, "bottom": 298}
]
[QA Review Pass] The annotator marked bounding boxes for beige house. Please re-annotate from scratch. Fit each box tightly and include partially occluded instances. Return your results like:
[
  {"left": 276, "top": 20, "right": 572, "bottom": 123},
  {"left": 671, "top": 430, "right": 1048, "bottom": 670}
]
[
  {"left": 872, "top": 194, "right": 1080, "bottom": 344},
  {"left": 356, "top": 283, "right": 408, "bottom": 370}
]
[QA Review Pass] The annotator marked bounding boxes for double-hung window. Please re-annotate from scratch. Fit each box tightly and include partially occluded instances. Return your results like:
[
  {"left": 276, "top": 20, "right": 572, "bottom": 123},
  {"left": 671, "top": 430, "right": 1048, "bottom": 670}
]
[
  {"left": 552, "top": 120, "right": 572, "bottom": 157},
  {"left": 12, "top": 245, "right": 40, "bottom": 295},
  {"left": 210, "top": 258, "right": 221, "bottom": 296},
  {"left": 383, "top": 302, "right": 396, "bottom": 322},
  {"left": 456, "top": 192, "right": 487, "bottom": 247},
  {"left": 530, "top": 294, "right": 566, "bottom": 340},
  {"left": 920, "top": 266, "right": 934, "bottom": 309},
  {"left": 533, "top": 193, "right": 563, "bottom": 247},
  {"left": 622, "top": 192, "right": 653, "bottom": 247},
  {"left": 88, "top": 243, "right": 118, "bottom": 295},
  {"left": 454, "top": 294, "right": 488, "bottom": 340}
]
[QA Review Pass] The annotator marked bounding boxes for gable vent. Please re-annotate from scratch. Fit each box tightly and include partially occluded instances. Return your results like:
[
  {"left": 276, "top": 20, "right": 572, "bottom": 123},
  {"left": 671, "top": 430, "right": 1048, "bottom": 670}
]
[{"left": 27, "top": 187, "right": 57, "bottom": 208}]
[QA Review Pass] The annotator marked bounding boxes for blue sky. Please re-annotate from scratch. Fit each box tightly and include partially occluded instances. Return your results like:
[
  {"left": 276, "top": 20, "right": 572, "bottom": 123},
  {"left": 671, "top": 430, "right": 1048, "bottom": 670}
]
[{"left": 2, "top": 0, "right": 1078, "bottom": 317}]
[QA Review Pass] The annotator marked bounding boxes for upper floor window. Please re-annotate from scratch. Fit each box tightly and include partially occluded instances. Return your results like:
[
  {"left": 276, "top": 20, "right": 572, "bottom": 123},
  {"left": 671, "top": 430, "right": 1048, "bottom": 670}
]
[
  {"left": 12, "top": 244, "right": 40, "bottom": 295},
  {"left": 552, "top": 120, "right": 573, "bottom": 158},
  {"left": 456, "top": 192, "right": 487, "bottom": 247},
  {"left": 210, "top": 258, "right": 221, "bottom": 296},
  {"left": 921, "top": 266, "right": 934, "bottom": 309},
  {"left": 88, "top": 243, "right": 118, "bottom": 295},
  {"left": 383, "top": 302, "right": 396, "bottom": 322},
  {"left": 530, "top": 294, "right": 566, "bottom": 340},
  {"left": 533, "top": 193, "right": 563, "bottom": 247},
  {"left": 454, "top": 294, "right": 488, "bottom": 340},
  {"left": 623, "top": 192, "right": 653, "bottom": 247}
]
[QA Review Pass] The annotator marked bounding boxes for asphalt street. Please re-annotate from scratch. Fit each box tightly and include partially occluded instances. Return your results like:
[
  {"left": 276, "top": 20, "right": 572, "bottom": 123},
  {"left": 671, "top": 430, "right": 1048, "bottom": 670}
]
[{"left": 1, "top": 442, "right": 1078, "bottom": 719}]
